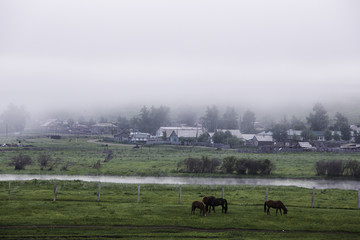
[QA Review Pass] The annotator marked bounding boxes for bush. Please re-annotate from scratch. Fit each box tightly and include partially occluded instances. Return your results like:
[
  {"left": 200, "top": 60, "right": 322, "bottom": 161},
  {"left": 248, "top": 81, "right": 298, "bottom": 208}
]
[
  {"left": 259, "top": 159, "right": 274, "bottom": 175},
  {"left": 327, "top": 160, "right": 343, "bottom": 176},
  {"left": 246, "top": 159, "right": 260, "bottom": 175},
  {"left": 10, "top": 153, "right": 32, "bottom": 170},
  {"left": 315, "top": 160, "right": 328, "bottom": 176},
  {"left": 235, "top": 158, "right": 247, "bottom": 175},
  {"left": 38, "top": 153, "right": 52, "bottom": 169},
  {"left": 344, "top": 160, "right": 360, "bottom": 177},
  {"left": 221, "top": 156, "right": 237, "bottom": 174}
]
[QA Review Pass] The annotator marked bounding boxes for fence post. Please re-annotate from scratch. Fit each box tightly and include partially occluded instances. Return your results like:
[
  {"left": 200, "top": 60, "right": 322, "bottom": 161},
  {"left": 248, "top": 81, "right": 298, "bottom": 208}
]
[
  {"left": 97, "top": 183, "right": 101, "bottom": 202},
  {"left": 265, "top": 187, "right": 268, "bottom": 201},
  {"left": 8, "top": 182, "right": 11, "bottom": 201},
  {"left": 311, "top": 187, "right": 315, "bottom": 208},
  {"left": 178, "top": 186, "right": 182, "bottom": 204},
  {"left": 53, "top": 187, "right": 58, "bottom": 201},
  {"left": 222, "top": 186, "right": 224, "bottom": 198},
  {"left": 358, "top": 189, "right": 360, "bottom": 209},
  {"left": 137, "top": 185, "right": 140, "bottom": 203}
]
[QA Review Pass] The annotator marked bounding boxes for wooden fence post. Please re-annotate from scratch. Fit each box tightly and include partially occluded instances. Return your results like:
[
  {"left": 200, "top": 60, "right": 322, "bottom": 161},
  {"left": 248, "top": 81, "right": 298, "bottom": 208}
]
[
  {"left": 311, "top": 187, "right": 315, "bottom": 208},
  {"left": 137, "top": 185, "right": 140, "bottom": 203},
  {"left": 53, "top": 187, "right": 58, "bottom": 201},
  {"left": 178, "top": 186, "right": 182, "bottom": 204},
  {"left": 97, "top": 183, "right": 101, "bottom": 202},
  {"left": 265, "top": 187, "right": 268, "bottom": 201},
  {"left": 222, "top": 187, "right": 224, "bottom": 198},
  {"left": 8, "top": 182, "right": 11, "bottom": 201}
]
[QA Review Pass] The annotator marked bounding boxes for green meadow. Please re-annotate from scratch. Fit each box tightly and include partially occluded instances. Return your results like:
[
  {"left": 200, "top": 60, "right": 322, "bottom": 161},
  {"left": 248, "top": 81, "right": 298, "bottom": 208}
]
[
  {"left": 0, "top": 181, "right": 359, "bottom": 239},
  {"left": 0, "top": 136, "right": 360, "bottom": 178},
  {"left": 0, "top": 136, "right": 360, "bottom": 239}
]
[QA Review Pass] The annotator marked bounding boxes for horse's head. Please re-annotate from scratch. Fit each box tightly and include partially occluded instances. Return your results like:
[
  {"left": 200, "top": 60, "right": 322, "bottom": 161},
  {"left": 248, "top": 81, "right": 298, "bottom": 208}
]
[{"left": 283, "top": 207, "right": 288, "bottom": 215}]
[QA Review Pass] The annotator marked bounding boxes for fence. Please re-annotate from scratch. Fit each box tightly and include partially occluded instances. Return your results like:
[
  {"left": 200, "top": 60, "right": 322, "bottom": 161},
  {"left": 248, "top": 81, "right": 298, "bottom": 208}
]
[{"left": 3, "top": 181, "right": 360, "bottom": 210}]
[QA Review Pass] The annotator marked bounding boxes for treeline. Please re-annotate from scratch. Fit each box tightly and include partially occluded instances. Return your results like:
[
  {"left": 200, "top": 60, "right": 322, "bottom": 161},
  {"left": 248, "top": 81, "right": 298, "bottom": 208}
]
[
  {"left": 315, "top": 160, "right": 360, "bottom": 177},
  {"left": 177, "top": 156, "right": 275, "bottom": 175}
]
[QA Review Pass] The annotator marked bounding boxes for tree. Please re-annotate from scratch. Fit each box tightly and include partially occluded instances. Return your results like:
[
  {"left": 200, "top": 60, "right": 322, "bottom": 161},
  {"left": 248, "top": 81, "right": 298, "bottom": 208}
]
[
  {"left": 323, "top": 129, "right": 333, "bottom": 141},
  {"left": 290, "top": 116, "right": 306, "bottom": 130},
  {"left": 10, "top": 153, "right": 32, "bottom": 170},
  {"left": 177, "top": 110, "right": 197, "bottom": 127},
  {"left": 306, "top": 103, "right": 329, "bottom": 131},
  {"left": 220, "top": 107, "right": 239, "bottom": 129},
  {"left": 0, "top": 103, "right": 29, "bottom": 133},
  {"left": 332, "top": 113, "right": 351, "bottom": 141},
  {"left": 116, "top": 116, "right": 130, "bottom": 129},
  {"left": 271, "top": 123, "right": 288, "bottom": 142},
  {"left": 301, "top": 127, "right": 316, "bottom": 141},
  {"left": 240, "top": 110, "right": 256, "bottom": 134},
  {"left": 132, "top": 106, "right": 170, "bottom": 135},
  {"left": 201, "top": 105, "right": 219, "bottom": 132}
]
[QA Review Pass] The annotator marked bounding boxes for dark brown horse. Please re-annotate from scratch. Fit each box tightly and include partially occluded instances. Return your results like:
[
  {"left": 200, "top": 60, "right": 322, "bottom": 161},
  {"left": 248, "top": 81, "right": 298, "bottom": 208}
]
[
  {"left": 202, "top": 196, "right": 216, "bottom": 213},
  {"left": 191, "top": 201, "right": 207, "bottom": 216},
  {"left": 208, "top": 198, "right": 228, "bottom": 213},
  {"left": 264, "top": 200, "right": 287, "bottom": 216}
]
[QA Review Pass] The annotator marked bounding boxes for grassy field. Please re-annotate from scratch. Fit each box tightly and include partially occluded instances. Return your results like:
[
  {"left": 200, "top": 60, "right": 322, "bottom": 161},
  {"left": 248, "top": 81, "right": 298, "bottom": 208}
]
[
  {"left": 0, "top": 180, "right": 359, "bottom": 239},
  {"left": 1, "top": 136, "right": 360, "bottom": 178}
]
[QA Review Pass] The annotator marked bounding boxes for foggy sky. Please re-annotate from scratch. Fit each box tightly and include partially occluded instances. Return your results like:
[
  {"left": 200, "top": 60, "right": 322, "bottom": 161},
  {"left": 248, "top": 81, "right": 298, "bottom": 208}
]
[{"left": 1, "top": 0, "right": 360, "bottom": 116}]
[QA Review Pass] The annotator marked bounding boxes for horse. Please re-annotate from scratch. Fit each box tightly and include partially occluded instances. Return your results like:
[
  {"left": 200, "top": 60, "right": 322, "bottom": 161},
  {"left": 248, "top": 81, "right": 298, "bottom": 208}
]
[
  {"left": 264, "top": 200, "right": 287, "bottom": 216},
  {"left": 202, "top": 196, "right": 216, "bottom": 213},
  {"left": 191, "top": 201, "right": 207, "bottom": 216},
  {"left": 208, "top": 197, "right": 228, "bottom": 213}
]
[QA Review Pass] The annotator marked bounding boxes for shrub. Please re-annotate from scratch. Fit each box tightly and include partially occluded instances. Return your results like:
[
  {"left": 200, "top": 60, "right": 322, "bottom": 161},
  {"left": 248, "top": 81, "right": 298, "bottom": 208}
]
[
  {"left": 235, "top": 158, "right": 247, "bottom": 175},
  {"left": 315, "top": 160, "right": 328, "bottom": 176},
  {"left": 10, "top": 153, "right": 32, "bottom": 170},
  {"left": 221, "top": 156, "right": 237, "bottom": 174},
  {"left": 344, "top": 160, "right": 360, "bottom": 177},
  {"left": 38, "top": 153, "right": 52, "bottom": 169},
  {"left": 327, "top": 160, "right": 343, "bottom": 176},
  {"left": 246, "top": 159, "right": 260, "bottom": 175},
  {"left": 259, "top": 159, "right": 274, "bottom": 175}
]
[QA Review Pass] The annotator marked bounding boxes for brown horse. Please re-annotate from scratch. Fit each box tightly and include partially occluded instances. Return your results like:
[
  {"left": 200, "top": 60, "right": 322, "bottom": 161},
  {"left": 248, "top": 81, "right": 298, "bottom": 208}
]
[
  {"left": 264, "top": 200, "right": 288, "bottom": 216},
  {"left": 191, "top": 201, "right": 207, "bottom": 216},
  {"left": 202, "top": 196, "right": 216, "bottom": 213}
]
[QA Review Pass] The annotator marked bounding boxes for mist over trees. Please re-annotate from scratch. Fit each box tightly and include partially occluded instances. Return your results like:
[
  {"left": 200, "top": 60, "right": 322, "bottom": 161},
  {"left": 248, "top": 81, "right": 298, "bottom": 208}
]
[{"left": 0, "top": 104, "right": 29, "bottom": 133}]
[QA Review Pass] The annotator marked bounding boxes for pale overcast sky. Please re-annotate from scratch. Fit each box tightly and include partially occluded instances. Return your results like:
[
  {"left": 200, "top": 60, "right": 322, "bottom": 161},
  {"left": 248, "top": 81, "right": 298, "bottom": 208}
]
[{"left": 0, "top": 0, "right": 359, "bottom": 115}]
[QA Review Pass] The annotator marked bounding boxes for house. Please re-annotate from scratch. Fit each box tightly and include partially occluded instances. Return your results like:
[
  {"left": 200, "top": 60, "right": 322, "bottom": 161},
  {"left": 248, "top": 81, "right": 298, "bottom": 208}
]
[
  {"left": 114, "top": 130, "right": 130, "bottom": 142},
  {"left": 40, "top": 119, "right": 67, "bottom": 133},
  {"left": 241, "top": 134, "right": 256, "bottom": 146},
  {"left": 296, "top": 142, "right": 316, "bottom": 150},
  {"left": 91, "top": 123, "right": 117, "bottom": 135},
  {"left": 215, "top": 129, "right": 243, "bottom": 139},
  {"left": 287, "top": 129, "right": 303, "bottom": 140},
  {"left": 130, "top": 132, "right": 150, "bottom": 143},
  {"left": 156, "top": 127, "right": 205, "bottom": 142},
  {"left": 252, "top": 135, "right": 274, "bottom": 147},
  {"left": 313, "top": 131, "right": 325, "bottom": 141}
]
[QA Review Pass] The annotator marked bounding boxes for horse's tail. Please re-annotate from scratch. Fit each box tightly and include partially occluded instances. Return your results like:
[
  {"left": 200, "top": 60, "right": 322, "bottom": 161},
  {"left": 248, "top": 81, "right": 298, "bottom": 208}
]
[
  {"left": 224, "top": 199, "right": 228, "bottom": 213},
  {"left": 264, "top": 201, "right": 267, "bottom": 213}
]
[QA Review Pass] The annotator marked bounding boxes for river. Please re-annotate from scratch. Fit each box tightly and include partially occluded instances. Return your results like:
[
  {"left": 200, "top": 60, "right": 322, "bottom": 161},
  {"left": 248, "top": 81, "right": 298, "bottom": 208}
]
[{"left": 0, "top": 174, "right": 359, "bottom": 190}]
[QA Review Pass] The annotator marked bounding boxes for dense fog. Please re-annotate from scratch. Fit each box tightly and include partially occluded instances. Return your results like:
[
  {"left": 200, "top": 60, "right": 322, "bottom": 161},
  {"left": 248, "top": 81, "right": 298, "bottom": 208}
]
[{"left": 1, "top": 0, "right": 359, "bottom": 123}]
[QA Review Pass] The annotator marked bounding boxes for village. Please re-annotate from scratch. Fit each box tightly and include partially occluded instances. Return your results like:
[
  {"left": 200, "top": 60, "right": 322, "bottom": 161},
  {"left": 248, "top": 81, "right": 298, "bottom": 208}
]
[{"left": 38, "top": 118, "right": 360, "bottom": 153}]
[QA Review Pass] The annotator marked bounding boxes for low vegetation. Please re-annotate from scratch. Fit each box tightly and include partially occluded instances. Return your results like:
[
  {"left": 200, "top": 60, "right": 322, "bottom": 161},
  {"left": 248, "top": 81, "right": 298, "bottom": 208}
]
[
  {"left": 0, "top": 180, "right": 359, "bottom": 239},
  {"left": 1, "top": 136, "right": 360, "bottom": 179}
]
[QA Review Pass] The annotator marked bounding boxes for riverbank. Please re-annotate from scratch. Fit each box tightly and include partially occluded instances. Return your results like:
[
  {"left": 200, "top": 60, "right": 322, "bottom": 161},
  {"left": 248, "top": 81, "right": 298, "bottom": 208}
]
[{"left": 1, "top": 174, "right": 359, "bottom": 190}]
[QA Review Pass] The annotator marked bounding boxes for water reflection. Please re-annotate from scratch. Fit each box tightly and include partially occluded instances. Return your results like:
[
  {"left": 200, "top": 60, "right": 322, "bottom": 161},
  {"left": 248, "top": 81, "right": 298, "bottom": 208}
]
[{"left": 0, "top": 174, "right": 359, "bottom": 190}]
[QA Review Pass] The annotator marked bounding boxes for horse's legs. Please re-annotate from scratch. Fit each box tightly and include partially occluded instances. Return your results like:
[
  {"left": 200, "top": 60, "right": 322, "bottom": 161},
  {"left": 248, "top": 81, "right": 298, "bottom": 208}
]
[
  {"left": 279, "top": 208, "right": 282, "bottom": 216},
  {"left": 267, "top": 207, "right": 270, "bottom": 215}
]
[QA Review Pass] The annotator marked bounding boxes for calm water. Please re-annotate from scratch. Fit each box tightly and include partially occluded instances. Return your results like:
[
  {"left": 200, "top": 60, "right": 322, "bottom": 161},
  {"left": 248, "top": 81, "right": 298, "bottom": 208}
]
[{"left": 1, "top": 174, "right": 359, "bottom": 190}]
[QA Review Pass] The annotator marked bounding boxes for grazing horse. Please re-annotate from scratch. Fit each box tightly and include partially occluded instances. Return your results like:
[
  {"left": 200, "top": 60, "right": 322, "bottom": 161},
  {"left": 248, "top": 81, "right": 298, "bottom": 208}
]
[
  {"left": 207, "top": 197, "right": 228, "bottom": 213},
  {"left": 264, "top": 200, "right": 288, "bottom": 216},
  {"left": 191, "top": 201, "right": 207, "bottom": 216},
  {"left": 202, "top": 196, "right": 216, "bottom": 213}
]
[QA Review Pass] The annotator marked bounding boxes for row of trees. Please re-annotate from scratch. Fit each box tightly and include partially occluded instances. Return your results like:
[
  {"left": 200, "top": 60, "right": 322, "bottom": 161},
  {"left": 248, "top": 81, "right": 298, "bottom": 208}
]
[
  {"left": 1, "top": 102, "right": 359, "bottom": 142},
  {"left": 315, "top": 160, "right": 360, "bottom": 177},
  {"left": 178, "top": 156, "right": 275, "bottom": 175}
]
